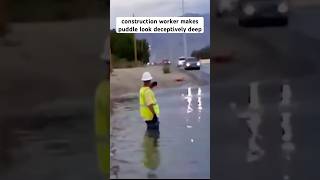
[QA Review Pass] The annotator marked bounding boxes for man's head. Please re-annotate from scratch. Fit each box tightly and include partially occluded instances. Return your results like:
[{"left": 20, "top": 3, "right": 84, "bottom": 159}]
[{"left": 141, "top": 72, "right": 153, "bottom": 86}]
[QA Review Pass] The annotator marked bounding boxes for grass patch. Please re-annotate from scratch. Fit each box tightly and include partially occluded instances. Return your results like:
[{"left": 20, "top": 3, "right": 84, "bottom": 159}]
[{"left": 111, "top": 55, "right": 144, "bottom": 69}]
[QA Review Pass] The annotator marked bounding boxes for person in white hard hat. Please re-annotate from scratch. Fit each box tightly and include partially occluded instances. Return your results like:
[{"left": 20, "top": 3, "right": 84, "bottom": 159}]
[{"left": 139, "top": 72, "right": 160, "bottom": 130}]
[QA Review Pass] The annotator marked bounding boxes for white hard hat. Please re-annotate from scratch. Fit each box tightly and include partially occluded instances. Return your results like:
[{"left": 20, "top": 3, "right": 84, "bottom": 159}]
[{"left": 141, "top": 72, "right": 153, "bottom": 81}]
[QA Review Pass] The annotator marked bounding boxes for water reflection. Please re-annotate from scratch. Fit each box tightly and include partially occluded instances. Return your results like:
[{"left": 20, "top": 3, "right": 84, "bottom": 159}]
[
  {"left": 281, "top": 113, "right": 295, "bottom": 160},
  {"left": 280, "top": 84, "right": 292, "bottom": 106},
  {"left": 182, "top": 87, "right": 203, "bottom": 143},
  {"left": 198, "top": 95, "right": 202, "bottom": 112},
  {"left": 249, "top": 82, "right": 260, "bottom": 110},
  {"left": 281, "top": 112, "right": 295, "bottom": 180},
  {"left": 280, "top": 83, "right": 295, "bottom": 180},
  {"left": 185, "top": 87, "right": 193, "bottom": 114},
  {"left": 247, "top": 82, "right": 264, "bottom": 162},
  {"left": 246, "top": 112, "right": 265, "bottom": 162},
  {"left": 143, "top": 129, "right": 160, "bottom": 178},
  {"left": 235, "top": 81, "right": 265, "bottom": 162},
  {"left": 197, "top": 87, "right": 203, "bottom": 123},
  {"left": 183, "top": 87, "right": 203, "bottom": 116}
]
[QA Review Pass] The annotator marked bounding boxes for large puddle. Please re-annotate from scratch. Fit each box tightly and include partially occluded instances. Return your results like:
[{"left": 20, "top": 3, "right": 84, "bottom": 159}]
[{"left": 110, "top": 85, "right": 210, "bottom": 179}]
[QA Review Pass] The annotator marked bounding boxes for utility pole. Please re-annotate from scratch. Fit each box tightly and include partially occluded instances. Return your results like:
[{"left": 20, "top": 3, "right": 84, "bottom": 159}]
[
  {"left": 133, "top": 13, "right": 138, "bottom": 63},
  {"left": 182, "top": 0, "right": 188, "bottom": 58}
]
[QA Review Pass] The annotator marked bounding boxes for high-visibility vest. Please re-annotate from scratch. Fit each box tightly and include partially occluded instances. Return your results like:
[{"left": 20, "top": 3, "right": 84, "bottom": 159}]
[
  {"left": 94, "top": 81, "right": 109, "bottom": 178},
  {"left": 139, "top": 87, "right": 160, "bottom": 121}
]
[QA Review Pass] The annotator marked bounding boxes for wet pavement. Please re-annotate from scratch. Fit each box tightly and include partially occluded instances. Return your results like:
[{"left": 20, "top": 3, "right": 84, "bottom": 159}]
[
  {"left": 0, "top": 17, "right": 107, "bottom": 180},
  {"left": 110, "top": 72, "right": 210, "bottom": 179},
  {"left": 212, "top": 6, "right": 320, "bottom": 180},
  {"left": 0, "top": 97, "right": 106, "bottom": 180}
]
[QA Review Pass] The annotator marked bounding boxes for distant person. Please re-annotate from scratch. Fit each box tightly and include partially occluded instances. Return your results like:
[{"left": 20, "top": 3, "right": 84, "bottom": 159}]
[{"left": 139, "top": 72, "right": 160, "bottom": 130}]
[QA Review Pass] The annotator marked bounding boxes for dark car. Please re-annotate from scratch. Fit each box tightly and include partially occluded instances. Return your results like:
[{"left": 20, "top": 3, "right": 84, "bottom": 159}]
[
  {"left": 238, "top": 0, "right": 289, "bottom": 26},
  {"left": 184, "top": 57, "right": 201, "bottom": 70}
]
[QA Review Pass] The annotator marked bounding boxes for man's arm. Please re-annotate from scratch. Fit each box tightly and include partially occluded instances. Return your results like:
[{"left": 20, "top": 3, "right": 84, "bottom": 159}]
[
  {"left": 145, "top": 90, "right": 157, "bottom": 116},
  {"left": 148, "top": 104, "right": 156, "bottom": 116}
]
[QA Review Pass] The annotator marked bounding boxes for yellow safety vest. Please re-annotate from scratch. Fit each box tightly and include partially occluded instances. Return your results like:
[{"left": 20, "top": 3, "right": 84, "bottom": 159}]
[
  {"left": 94, "top": 80, "right": 109, "bottom": 178},
  {"left": 139, "top": 87, "right": 160, "bottom": 121}
]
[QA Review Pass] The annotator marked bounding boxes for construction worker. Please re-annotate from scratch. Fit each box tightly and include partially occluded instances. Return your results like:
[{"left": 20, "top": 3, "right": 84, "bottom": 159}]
[
  {"left": 139, "top": 72, "right": 160, "bottom": 130},
  {"left": 94, "top": 80, "right": 109, "bottom": 178}
]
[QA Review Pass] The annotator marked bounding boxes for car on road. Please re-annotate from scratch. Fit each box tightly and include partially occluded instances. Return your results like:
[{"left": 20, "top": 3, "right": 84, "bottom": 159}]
[
  {"left": 177, "top": 56, "right": 186, "bottom": 67},
  {"left": 162, "top": 59, "right": 171, "bottom": 65},
  {"left": 238, "top": 0, "right": 289, "bottom": 26},
  {"left": 147, "top": 62, "right": 155, "bottom": 66},
  {"left": 184, "top": 57, "right": 201, "bottom": 70},
  {"left": 216, "top": 0, "right": 239, "bottom": 17}
]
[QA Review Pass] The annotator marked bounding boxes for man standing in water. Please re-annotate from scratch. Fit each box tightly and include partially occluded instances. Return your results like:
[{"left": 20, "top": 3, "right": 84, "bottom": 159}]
[{"left": 139, "top": 72, "right": 160, "bottom": 130}]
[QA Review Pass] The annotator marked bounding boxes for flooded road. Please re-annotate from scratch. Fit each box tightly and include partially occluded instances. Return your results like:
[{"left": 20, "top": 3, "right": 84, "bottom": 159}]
[
  {"left": 213, "top": 80, "right": 298, "bottom": 180},
  {"left": 0, "top": 81, "right": 109, "bottom": 180},
  {"left": 212, "top": 6, "right": 320, "bottom": 179},
  {"left": 0, "top": 98, "right": 105, "bottom": 180},
  {"left": 110, "top": 82, "right": 210, "bottom": 179}
]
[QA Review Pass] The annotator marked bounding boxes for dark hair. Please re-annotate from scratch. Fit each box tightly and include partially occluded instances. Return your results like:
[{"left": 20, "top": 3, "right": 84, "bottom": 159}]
[{"left": 143, "top": 80, "right": 151, "bottom": 85}]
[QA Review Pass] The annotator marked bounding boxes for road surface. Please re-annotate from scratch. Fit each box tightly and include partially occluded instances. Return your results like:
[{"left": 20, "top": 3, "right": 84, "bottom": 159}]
[
  {"left": 110, "top": 69, "right": 210, "bottom": 179},
  {"left": 201, "top": 63, "right": 210, "bottom": 75},
  {"left": 212, "top": 6, "right": 320, "bottom": 180}
]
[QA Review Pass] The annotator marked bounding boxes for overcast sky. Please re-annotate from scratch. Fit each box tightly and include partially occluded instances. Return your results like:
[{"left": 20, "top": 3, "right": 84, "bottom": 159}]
[{"left": 110, "top": 0, "right": 210, "bottom": 29}]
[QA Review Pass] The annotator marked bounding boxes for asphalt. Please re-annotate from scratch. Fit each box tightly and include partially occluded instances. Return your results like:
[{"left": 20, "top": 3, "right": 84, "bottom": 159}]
[
  {"left": 212, "top": 6, "right": 320, "bottom": 180},
  {"left": 0, "top": 19, "right": 107, "bottom": 180}
]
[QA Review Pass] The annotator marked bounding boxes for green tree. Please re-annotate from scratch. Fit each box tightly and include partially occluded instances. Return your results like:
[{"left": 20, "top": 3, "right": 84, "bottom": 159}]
[
  {"left": 137, "top": 39, "right": 150, "bottom": 64},
  {"left": 110, "top": 29, "right": 150, "bottom": 63},
  {"left": 191, "top": 45, "right": 210, "bottom": 59},
  {"left": 110, "top": 29, "right": 134, "bottom": 61}
]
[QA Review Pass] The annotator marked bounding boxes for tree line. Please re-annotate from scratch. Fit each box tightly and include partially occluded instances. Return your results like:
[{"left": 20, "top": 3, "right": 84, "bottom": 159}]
[
  {"left": 191, "top": 45, "right": 210, "bottom": 59},
  {"left": 110, "top": 29, "right": 150, "bottom": 64}
]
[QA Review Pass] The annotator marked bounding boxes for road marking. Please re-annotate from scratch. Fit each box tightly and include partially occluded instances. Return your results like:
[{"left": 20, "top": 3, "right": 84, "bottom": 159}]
[
  {"left": 230, "top": 81, "right": 296, "bottom": 164},
  {"left": 281, "top": 83, "right": 292, "bottom": 106}
]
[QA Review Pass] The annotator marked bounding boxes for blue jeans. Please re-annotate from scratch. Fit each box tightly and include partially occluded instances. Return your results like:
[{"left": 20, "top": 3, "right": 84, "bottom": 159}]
[{"left": 145, "top": 115, "right": 159, "bottom": 130}]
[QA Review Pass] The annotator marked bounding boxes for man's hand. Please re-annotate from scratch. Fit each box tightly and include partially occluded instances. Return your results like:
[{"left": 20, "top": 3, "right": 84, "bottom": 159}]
[{"left": 148, "top": 104, "right": 156, "bottom": 116}]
